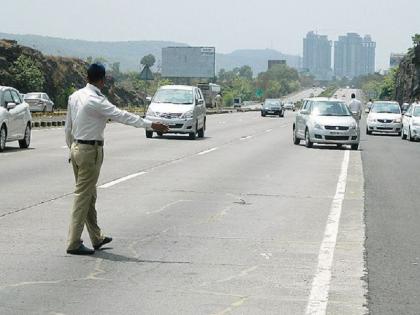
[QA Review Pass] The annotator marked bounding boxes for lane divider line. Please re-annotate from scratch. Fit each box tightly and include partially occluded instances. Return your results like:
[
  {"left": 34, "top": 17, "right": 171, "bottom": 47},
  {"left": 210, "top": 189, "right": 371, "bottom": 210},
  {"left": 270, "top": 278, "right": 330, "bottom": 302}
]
[
  {"left": 99, "top": 171, "right": 147, "bottom": 189},
  {"left": 240, "top": 136, "right": 253, "bottom": 140},
  {"left": 265, "top": 129, "right": 273, "bottom": 133},
  {"left": 305, "top": 150, "right": 350, "bottom": 315},
  {"left": 197, "top": 148, "right": 218, "bottom": 156}
]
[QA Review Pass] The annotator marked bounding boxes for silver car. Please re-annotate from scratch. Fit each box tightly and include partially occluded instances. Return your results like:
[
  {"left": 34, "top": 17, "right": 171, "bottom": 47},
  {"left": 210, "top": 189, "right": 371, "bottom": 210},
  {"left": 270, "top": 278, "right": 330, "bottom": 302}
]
[
  {"left": 293, "top": 97, "right": 360, "bottom": 150},
  {"left": 401, "top": 104, "right": 420, "bottom": 141},
  {"left": 366, "top": 101, "right": 402, "bottom": 135},
  {"left": 0, "top": 86, "right": 32, "bottom": 152},
  {"left": 25, "top": 92, "right": 55, "bottom": 112},
  {"left": 145, "top": 85, "right": 206, "bottom": 140}
]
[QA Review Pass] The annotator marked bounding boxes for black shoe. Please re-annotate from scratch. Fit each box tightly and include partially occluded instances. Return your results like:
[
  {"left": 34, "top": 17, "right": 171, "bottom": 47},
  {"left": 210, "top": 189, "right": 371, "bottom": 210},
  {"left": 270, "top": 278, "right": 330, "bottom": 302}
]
[
  {"left": 66, "top": 244, "right": 95, "bottom": 255},
  {"left": 93, "top": 237, "right": 112, "bottom": 250}
]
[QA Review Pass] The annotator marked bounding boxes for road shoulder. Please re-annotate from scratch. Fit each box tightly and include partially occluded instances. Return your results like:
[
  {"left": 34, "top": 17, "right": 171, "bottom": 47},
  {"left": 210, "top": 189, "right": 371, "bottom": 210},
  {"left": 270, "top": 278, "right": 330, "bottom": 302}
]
[{"left": 327, "top": 151, "right": 368, "bottom": 314}]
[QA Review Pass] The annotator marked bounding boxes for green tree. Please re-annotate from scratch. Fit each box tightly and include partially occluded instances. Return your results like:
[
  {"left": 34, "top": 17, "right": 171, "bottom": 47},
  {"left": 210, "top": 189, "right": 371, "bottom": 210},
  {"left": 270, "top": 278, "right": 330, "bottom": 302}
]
[
  {"left": 238, "top": 65, "right": 253, "bottom": 80},
  {"left": 141, "top": 54, "right": 156, "bottom": 68},
  {"left": 412, "top": 34, "right": 420, "bottom": 46},
  {"left": 10, "top": 55, "right": 45, "bottom": 93}
]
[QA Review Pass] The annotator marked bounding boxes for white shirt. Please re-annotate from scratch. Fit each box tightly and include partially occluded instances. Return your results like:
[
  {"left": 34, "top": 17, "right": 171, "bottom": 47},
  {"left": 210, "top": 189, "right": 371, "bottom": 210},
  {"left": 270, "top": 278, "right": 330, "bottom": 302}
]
[
  {"left": 348, "top": 99, "right": 362, "bottom": 114},
  {"left": 65, "top": 84, "right": 152, "bottom": 148}
]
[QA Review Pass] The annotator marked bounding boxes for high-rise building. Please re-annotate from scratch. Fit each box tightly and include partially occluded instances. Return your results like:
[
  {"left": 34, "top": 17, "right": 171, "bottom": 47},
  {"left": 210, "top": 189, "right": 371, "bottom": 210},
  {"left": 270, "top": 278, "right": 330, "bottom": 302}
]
[
  {"left": 334, "top": 33, "right": 376, "bottom": 79},
  {"left": 303, "top": 31, "right": 332, "bottom": 80}
]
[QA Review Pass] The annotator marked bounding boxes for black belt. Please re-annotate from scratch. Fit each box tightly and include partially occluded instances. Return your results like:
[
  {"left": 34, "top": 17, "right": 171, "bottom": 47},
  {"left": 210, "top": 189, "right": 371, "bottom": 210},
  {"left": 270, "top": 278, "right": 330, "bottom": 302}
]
[{"left": 75, "top": 139, "right": 104, "bottom": 146}]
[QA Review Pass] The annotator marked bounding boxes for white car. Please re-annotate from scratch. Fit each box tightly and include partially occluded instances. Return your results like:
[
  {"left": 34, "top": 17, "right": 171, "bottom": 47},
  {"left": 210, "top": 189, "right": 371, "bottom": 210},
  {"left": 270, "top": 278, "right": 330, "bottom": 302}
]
[
  {"left": 401, "top": 104, "right": 420, "bottom": 141},
  {"left": 293, "top": 97, "right": 360, "bottom": 150},
  {"left": 24, "top": 92, "right": 55, "bottom": 112},
  {"left": 0, "top": 86, "right": 32, "bottom": 152},
  {"left": 366, "top": 101, "right": 402, "bottom": 135},
  {"left": 145, "top": 85, "right": 206, "bottom": 140}
]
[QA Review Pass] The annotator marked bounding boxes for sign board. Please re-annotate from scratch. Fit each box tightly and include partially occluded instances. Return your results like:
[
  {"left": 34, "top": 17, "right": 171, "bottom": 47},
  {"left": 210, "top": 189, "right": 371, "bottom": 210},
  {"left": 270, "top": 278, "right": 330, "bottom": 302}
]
[
  {"left": 162, "top": 47, "right": 216, "bottom": 78},
  {"left": 139, "top": 65, "right": 154, "bottom": 81}
]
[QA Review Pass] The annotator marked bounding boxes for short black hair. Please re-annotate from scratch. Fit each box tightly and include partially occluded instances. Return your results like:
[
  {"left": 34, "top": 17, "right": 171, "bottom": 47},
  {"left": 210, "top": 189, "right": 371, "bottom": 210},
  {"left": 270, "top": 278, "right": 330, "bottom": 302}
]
[
  {"left": 87, "top": 63, "right": 106, "bottom": 83},
  {"left": 351, "top": 93, "right": 356, "bottom": 98}
]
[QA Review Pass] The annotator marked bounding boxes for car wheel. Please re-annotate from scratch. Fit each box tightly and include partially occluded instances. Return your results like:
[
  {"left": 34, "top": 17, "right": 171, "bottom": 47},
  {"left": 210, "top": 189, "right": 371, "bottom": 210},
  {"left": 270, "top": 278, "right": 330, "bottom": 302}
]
[
  {"left": 351, "top": 143, "right": 359, "bottom": 150},
  {"left": 366, "top": 127, "right": 372, "bottom": 135},
  {"left": 409, "top": 128, "right": 415, "bottom": 141},
  {"left": 42, "top": 106, "right": 46, "bottom": 113},
  {"left": 293, "top": 127, "right": 300, "bottom": 145},
  {"left": 305, "top": 129, "right": 313, "bottom": 148},
  {"left": 397, "top": 131, "right": 402, "bottom": 137},
  {"left": 188, "top": 132, "right": 196, "bottom": 140},
  {"left": 261, "top": 112, "right": 266, "bottom": 117},
  {"left": 198, "top": 120, "right": 205, "bottom": 138},
  {"left": 146, "top": 130, "right": 153, "bottom": 138},
  {"left": 157, "top": 132, "right": 163, "bottom": 137},
  {"left": 19, "top": 123, "right": 31, "bottom": 149},
  {"left": 0, "top": 125, "right": 6, "bottom": 152},
  {"left": 279, "top": 111, "right": 284, "bottom": 118},
  {"left": 401, "top": 129, "right": 407, "bottom": 140},
  {"left": 336, "top": 144, "right": 343, "bottom": 149}
]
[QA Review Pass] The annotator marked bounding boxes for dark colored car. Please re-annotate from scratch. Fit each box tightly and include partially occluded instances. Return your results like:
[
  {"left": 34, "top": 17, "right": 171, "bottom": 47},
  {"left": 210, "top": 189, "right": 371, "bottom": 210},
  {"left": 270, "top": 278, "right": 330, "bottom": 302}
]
[{"left": 261, "top": 99, "right": 284, "bottom": 117}]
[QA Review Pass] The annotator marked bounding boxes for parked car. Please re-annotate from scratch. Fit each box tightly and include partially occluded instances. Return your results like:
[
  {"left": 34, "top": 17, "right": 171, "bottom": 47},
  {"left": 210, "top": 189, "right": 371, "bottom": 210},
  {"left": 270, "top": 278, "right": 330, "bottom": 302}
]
[
  {"left": 261, "top": 99, "right": 284, "bottom": 117},
  {"left": 366, "top": 101, "right": 402, "bottom": 135},
  {"left": 283, "top": 102, "right": 295, "bottom": 111},
  {"left": 24, "top": 92, "right": 55, "bottom": 112},
  {"left": 0, "top": 86, "right": 32, "bottom": 152},
  {"left": 401, "top": 104, "right": 420, "bottom": 141},
  {"left": 293, "top": 97, "right": 360, "bottom": 150},
  {"left": 145, "top": 85, "right": 206, "bottom": 140}
]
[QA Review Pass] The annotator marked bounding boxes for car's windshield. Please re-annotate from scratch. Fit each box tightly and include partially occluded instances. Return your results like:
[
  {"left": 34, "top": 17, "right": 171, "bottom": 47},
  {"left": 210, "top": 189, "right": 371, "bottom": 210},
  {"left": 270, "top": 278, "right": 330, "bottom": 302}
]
[
  {"left": 25, "top": 93, "right": 42, "bottom": 99},
  {"left": 371, "top": 103, "right": 401, "bottom": 114},
  {"left": 153, "top": 89, "right": 193, "bottom": 105},
  {"left": 264, "top": 101, "right": 280, "bottom": 107},
  {"left": 311, "top": 101, "right": 351, "bottom": 116},
  {"left": 413, "top": 107, "right": 420, "bottom": 117}
]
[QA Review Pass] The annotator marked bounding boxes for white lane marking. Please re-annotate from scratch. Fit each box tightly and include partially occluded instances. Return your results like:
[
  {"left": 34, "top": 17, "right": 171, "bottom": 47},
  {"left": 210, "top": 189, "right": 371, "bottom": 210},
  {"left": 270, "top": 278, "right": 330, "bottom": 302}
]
[
  {"left": 306, "top": 150, "right": 350, "bottom": 315},
  {"left": 265, "top": 129, "right": 273, "bottom": 133},
  {"left": 240, "top": 135, "right": 253, "bottom": 140},
  {"left": 147, "top": 199, "right": 192, "bottom": 215},
  {"left": 99, "top": 171, "right": 147, "bottom": 189},
  {"left": 197, "top": 148, "right": 218, "bottom": 155}
]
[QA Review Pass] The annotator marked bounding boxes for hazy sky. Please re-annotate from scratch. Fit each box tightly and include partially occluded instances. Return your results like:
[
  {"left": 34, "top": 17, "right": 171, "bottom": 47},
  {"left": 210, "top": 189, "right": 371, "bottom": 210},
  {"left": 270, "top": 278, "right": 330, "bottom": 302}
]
[{"left": 2, "top": 0, "right": 419, "bottom": 70}]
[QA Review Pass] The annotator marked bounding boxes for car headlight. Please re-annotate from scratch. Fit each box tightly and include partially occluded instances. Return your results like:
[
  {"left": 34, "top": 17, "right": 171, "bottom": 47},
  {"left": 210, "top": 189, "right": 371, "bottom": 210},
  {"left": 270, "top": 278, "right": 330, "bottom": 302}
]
[
  {"left": 314, "top": 123, "right": 323, "bottom": 129},
  {"left": 394, "top": 118, "right": 402, "bottom": 123},
  {"left": 181, "top": 110, "right": 194, "bottom": 119},
  {"left": 349, "top": 123, "right": 357, "bottom": 130},
  {"left": 367, "top": 117, "right": 375, "bottom": 123}
]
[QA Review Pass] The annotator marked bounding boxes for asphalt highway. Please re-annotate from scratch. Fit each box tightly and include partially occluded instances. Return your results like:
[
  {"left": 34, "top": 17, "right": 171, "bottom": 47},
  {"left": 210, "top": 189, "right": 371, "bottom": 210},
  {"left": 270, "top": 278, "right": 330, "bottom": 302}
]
[{"left": 0, "top": 88, "right": 418, "bottom": 314}]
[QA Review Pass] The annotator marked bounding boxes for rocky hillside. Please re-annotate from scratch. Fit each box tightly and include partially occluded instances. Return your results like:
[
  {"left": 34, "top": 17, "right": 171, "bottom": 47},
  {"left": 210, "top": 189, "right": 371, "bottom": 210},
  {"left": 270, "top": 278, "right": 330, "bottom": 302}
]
[
  {"left": 0, "top": 39, "right": 146, "bottom": 107},
  {"left": 394, "top": 44, "right": 420, "bottom": 104}
]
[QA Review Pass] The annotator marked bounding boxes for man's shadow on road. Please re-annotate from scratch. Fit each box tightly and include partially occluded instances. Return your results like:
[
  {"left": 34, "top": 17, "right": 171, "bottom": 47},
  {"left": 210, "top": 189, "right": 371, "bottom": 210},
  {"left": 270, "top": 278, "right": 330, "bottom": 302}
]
[{"left": 94, "top": 249, "right": 191, "bottom": 265}]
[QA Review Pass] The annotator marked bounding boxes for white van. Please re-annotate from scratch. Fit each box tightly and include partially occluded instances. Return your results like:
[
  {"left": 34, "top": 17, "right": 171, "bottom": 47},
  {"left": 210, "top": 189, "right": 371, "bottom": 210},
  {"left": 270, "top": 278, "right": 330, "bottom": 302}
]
[{"left": 145, "top": 85, "right": 206, "bottom": 140}]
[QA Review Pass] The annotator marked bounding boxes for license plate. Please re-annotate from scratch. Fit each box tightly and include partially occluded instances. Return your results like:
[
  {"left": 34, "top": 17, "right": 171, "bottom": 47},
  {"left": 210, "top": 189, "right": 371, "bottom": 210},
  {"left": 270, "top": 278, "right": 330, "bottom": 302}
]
[
  {"left": 268, "top": 111, "right": 274, "bottom": 114},
  {"left": 329, "top": 131, "right": 343, "bottom": 135}
]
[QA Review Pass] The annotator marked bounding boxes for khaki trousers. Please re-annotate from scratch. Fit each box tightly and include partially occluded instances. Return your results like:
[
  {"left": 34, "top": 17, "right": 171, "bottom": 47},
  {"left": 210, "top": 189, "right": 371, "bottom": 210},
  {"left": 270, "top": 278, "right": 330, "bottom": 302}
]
[{"left": 67, "top": 143, "right": 104, "bottom": 250}]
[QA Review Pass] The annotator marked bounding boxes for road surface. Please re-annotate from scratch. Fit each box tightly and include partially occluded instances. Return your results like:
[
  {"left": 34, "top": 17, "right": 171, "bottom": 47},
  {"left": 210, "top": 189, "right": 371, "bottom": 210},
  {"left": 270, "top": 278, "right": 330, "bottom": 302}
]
[{"left": 0, "top": 88, "right": 418, "bottom": 314}]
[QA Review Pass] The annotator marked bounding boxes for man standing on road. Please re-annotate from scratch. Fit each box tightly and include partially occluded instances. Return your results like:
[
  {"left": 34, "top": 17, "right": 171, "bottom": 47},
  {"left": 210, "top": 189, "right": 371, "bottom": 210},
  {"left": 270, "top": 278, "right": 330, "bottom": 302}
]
[
  {"left": 214, "top": 93, "right": 222, "bottom": 111},
  {"left": 348, "top": 93, "right": 362, "bottom": 121},
  {"left": 64, "top": 63, "right": 168, "bottom": 255}
]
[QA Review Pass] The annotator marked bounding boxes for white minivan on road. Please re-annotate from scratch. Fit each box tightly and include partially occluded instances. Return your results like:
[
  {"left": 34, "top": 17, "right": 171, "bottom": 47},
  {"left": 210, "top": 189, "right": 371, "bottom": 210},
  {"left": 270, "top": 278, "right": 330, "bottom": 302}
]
[
  {"left": 0, "top": 86, "right": 32, "bottom": 152},
  {"left": 145, "top": 85, "right": 206, "bottom": 140}
]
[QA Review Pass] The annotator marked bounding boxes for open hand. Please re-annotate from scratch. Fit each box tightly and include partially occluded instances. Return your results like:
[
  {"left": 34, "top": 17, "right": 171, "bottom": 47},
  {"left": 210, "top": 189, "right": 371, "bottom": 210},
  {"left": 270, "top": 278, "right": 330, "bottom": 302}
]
[{"left": 151, "top": 122, "right": 169, "bottom": 133}]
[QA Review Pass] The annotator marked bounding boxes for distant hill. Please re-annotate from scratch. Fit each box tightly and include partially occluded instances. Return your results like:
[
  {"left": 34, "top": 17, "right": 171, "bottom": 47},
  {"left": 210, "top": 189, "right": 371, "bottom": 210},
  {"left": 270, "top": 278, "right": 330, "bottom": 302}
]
[{"left": 0, "top": 33, "right": 301, "bottom": 75}]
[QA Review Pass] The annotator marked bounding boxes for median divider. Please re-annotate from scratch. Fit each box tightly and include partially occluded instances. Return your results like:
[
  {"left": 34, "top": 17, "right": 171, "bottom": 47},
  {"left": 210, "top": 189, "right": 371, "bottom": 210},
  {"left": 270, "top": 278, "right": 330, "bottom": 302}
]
[{"left": 30, "top": 108, "right": 259, "bottom": 129}]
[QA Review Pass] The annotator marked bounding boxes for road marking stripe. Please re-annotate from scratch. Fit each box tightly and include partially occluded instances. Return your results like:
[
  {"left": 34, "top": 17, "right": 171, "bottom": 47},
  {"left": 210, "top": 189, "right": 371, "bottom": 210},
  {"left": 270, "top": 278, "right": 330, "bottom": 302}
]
[
  {"left": 197, "top": 148, "right": 218, "bottom": 155},
  {"left": 240, "top": 136, "right": 253, "bottom": 140},
  {"left": 305, "top": 150, "right": 350, "bottom": 315},
  {"left": 265, "top": 129, "right": 273, "bottom": 133},
  {"left": 99, "top": 171, "right": 147, "bottom": 189}
]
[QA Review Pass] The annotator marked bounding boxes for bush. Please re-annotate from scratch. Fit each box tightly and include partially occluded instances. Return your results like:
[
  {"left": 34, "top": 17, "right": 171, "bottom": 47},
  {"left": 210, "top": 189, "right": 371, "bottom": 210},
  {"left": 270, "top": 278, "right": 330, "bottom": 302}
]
[{"left": 10, "top": 55, "right": 45, "bottom": 93}]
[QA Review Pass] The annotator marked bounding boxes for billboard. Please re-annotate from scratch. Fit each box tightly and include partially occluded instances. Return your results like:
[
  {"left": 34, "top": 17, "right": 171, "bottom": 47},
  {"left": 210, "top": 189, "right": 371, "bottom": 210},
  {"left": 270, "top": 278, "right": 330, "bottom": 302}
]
[{"left": 162, "top": 47, "right": 216, "bottom": 78}]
